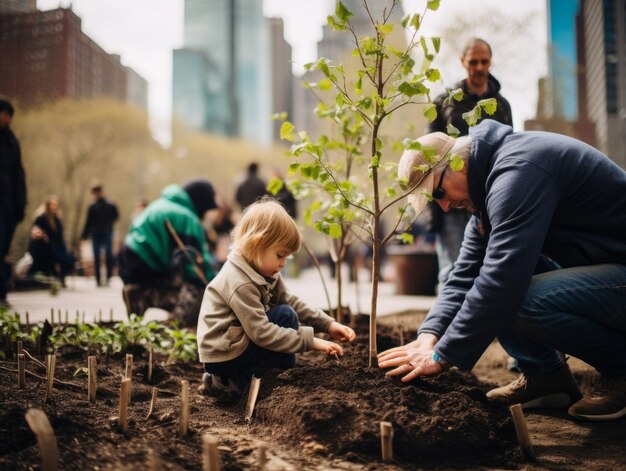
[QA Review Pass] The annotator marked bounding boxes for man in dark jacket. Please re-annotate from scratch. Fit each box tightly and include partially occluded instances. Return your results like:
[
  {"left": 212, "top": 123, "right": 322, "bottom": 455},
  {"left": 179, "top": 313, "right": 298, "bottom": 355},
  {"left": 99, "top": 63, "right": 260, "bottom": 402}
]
[
  {"left": 118, "top": 179, "right": 218, "bottom": 327},
  {"left": 380, "top": 120, "right": 626, "bottom": 422},
  {"left": 235, "top": 162, "right": 268, "bottom": 211},
  {"left": 427, "top": 38, "right": 513, "bottom": 291},
  {"left": 0, "top": 98, "right": 27, "bottom": 306},
  {"left": 81, "top": 182, "right": 119, "bottom": 287}
]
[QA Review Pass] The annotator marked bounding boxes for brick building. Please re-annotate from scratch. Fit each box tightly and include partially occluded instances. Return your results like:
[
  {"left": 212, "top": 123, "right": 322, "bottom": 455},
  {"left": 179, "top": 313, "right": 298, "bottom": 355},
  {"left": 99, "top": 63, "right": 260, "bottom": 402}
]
[{"left": 0, "top": 7, "right": 146, "bottom": 109}]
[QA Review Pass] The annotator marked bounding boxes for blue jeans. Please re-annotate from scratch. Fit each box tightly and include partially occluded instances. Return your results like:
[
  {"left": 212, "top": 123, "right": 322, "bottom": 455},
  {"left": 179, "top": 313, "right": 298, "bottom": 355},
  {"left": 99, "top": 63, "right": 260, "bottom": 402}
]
[
  {"left": 92, "top": 232, "right": 114, "bottom": 285},
  {"left": 497, "top": 263, "right": 626, "bottom": 376},
  {"left": 203, "top": 304, "right": 299, "bottom": 391},
  {"left": 435, "top": 211, "right": 471, "bottom": 290}
]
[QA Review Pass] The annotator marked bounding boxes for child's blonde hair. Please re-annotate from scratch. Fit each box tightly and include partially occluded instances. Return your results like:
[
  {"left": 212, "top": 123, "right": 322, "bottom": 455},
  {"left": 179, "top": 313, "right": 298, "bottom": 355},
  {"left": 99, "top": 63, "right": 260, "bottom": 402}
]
[{"left": 231, "top": 199, "right": 301, "bottom": 268}]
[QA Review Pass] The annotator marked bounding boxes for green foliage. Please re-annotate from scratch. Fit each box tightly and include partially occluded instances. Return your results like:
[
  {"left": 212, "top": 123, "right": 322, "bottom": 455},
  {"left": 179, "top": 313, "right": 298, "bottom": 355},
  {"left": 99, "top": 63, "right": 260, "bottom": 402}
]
[
  {"left": 0, "top": 311, "right": 197, "bottom": 364},
  {"left": 162, "top": 324, "right": 198, "bottom": 364},
  {"left": 114, "top": 313, "right": 162, "bottom": 352},
  {"left": 462, "top": 98, "right": 498, "bottom": 127},
  {"left": 0, "top": 308, "right": 24, "bottom": 359}
]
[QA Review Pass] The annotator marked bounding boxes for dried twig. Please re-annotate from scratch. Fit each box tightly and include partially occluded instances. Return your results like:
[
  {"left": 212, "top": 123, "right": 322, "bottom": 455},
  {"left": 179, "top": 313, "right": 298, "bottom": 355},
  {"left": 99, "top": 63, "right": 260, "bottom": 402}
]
[
  {"left": 23, "top": 349, "right": 47, "bottom": 369},
  {"left": 0, "top": 366, "right": 82, "bottom": 390}
]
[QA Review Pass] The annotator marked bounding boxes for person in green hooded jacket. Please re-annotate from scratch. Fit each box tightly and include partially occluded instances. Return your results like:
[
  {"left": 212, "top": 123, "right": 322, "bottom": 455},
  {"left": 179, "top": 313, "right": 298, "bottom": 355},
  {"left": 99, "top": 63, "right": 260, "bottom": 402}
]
[{"left": 118, "top": 179, "right": 218, "bottom": 327}]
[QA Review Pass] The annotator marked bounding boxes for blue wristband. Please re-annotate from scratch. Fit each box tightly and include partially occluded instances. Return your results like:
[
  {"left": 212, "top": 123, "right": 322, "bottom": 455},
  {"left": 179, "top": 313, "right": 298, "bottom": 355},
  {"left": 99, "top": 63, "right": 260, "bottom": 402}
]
[{"left": 432, "top": 351, "right": 451, "bottom": 370}]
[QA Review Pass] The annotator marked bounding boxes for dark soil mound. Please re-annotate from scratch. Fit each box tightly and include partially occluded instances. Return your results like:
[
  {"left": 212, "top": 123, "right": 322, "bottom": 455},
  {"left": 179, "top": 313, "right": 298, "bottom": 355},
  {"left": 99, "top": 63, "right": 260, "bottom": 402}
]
[{"left": 256, "top": 321, "right": 519, "bottom": 468}]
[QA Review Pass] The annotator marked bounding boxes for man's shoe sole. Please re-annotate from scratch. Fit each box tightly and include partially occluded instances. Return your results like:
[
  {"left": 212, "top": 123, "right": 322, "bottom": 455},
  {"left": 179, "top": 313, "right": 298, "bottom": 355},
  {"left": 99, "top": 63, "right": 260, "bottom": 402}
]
[
  {"left": 522, "top": 393, "right": 574, "bottom": 409},
  {"left": 568, "top": 405, "right": 626, "bottom": 422}
]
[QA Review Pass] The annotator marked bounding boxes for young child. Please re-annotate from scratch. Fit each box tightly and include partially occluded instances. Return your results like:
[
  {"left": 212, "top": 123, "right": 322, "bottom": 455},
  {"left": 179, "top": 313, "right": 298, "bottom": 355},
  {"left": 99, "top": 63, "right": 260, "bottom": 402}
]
[{"left": 197, "top": 199, "right": 356, "bottom": 395}]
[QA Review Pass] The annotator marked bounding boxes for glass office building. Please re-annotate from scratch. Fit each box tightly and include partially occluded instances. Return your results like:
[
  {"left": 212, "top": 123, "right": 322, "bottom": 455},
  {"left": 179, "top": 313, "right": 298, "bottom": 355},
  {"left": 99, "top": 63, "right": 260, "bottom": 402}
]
[{"left": 172, "top": 0, "right": 272, "bottom": 144}]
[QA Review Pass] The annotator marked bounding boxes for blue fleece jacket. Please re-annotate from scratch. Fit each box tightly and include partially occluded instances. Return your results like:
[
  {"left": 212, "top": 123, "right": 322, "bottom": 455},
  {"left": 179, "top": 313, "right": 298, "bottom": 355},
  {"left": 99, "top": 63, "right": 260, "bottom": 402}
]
[{"left": 419, "top": 120, "right": 626, "bottom": 370}]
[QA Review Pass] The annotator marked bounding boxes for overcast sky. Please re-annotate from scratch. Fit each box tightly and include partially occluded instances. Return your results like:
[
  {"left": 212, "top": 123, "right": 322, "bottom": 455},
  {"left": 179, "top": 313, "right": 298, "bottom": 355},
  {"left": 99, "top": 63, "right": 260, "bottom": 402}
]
[{"left": 36, "top": 0, "right": 547, "bottom": 144}]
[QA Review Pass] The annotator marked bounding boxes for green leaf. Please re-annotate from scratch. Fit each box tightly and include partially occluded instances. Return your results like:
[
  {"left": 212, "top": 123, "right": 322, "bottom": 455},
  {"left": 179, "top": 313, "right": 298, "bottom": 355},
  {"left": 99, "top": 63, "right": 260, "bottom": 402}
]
[
  {"left": 304, "top": 208, "right": 313, "bottom": 226},
  {"left": 444, "top": 88, "right": 464, "bottom": 106},
  {"left": 335, "top": 1, "right": 353, "bottom": 22},
  {"left": 355, "top": 76, "right": 363, "bottom": 95},
  {"left": 427, "top": 0, "right": 441, "bottom": 11},
  {"left": 446, "top": 124, "right": 461, "bottom": 138},
  {"left": 399, "top": 232, "right": 415, "bottom": 244},
  {"left": 479, "top": 98, "right": 498, "bottom": 116},
  {"left": 267, "top": 177, "right": 284, "bottom": 195},
  {"left": 423, "top": 103, "right": 437, "bottom": 122},
  {"left": 410, "top": 13, "right": 421, "bottom": 30},
  {"left": 400, "top": 56, "right": 415, "bottom": 75},
  {"left": 449, "top": 154, "right": 465, "bottom": 172},
  {"left": 327, "top": 15, "right": 348, "bottom": 31},
  {"left": 280, "top": 121, "right": 296, "bottom": 141},
  {"left": 398, "top": 81, "right": 428, "bottom": 97},
  {"left": 318, "top": 78, "right": 333, "bottom": 91},
  {"left": 452, "top": 88, "right": 464, "bottom": 102},
  {"left": 329, "top": 223, "right": 342, "bottom": 239},
  {"left": 425, "top": 68, "right": 440, "bottom": 83},
  {"left": 401, "top": 14, "right": 410, "bottom": 28},
  {"left": 288, "top": 162, "right": 300, "bottom": 174},
  {"left": 336, "top": 93, "right": 345, "bottom": 107},
  {"left": 462, "top": 104, "right": 482, "bottom": 127},
  {"left": 361, "top": 37, "right": 378, "bottom": 55},
  {"left": 377, "top": 23, "right": 394, "bottom": 35},
  {"left": 432, "top": 36, "right": 441, "bottom": 54}
]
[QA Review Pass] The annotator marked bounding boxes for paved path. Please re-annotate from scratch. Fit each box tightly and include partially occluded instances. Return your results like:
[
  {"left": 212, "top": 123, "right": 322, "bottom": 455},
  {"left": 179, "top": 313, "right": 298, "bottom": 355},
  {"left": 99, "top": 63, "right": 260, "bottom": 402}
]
[{"left": 7, "top": 267, "right": 435, "bottom": 324}]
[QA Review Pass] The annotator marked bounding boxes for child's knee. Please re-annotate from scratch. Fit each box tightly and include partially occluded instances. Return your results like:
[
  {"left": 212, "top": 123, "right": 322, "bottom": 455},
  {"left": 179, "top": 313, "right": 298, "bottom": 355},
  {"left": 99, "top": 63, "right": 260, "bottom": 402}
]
[{"left": 267, "top": 304, "right": 299, "bottom": 329}]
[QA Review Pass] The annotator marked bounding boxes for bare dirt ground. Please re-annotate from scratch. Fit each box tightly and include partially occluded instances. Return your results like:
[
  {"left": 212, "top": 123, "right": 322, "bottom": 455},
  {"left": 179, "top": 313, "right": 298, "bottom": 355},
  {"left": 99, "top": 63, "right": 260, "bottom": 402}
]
[{"left": 0, "top": 314, "right": 625, "bottom": 470}]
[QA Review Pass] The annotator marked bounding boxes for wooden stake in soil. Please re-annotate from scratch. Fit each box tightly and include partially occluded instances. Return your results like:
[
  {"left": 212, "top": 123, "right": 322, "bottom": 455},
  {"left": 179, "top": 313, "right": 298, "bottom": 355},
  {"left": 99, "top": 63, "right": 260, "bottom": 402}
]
[
  {"left": 26, "top": 311, "right": 30, "bottom": 329},
  {"left": 257, "top": 445, "right": 268, "bottom": 471},
  {"left": 118, "top": 377, "right": 131, "bottom": 432},
  {"left": 64, "top": 309, "right": 68, "bottom": 325},
  {"left": 25, "top": 408, "right": 59, "bottom": 471},
  {"left": 45, "top": 354, "right": 56, "bottom": 401},
  {"left": 50, "top": 308, "right": 54, "bottom": 326},
  {"left": 124, "top": 353, "right": 133, "bottom": 379},
  {"left": 179, "top": 380, "right": 190, "bottom": 437},
  {"left": 380, "top": 421, "right": 394, "bottom": 462},
  {"left": 88, "top": 356, "right": 97, "bottom": 403},
  {"left": 57, "top": 309, "right": 61, "bottom": 326},
  {"left": 146, "top": 387, "right": 158, "bottom": 419},
  {"left": 244, "top": 376, "right": 262, "bottom": 422},
  {"left": 202, "top": 433, "right": 220, "bottom": 471},
  {"left": 147, "top": 347, "right": 153, "bottom": 384},
  {"left": 109, "top": 308, "right": 114, "bottom": 323},
  {"left": 17, "top": 353, "right": 25, "bottom": 389},
  {"left": 509, "top": 404, "right": 535, "bottom": 460},
  {"left": 17, "top": 340, "right": 23, "bottom": 355}
]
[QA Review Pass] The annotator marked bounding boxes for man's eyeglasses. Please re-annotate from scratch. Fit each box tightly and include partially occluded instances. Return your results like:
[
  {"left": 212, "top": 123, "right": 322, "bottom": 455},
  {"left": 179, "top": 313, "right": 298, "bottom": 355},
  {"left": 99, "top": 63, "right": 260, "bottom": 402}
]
[{"left": 432, "top": 166, "right": 447, "bottom": 200}]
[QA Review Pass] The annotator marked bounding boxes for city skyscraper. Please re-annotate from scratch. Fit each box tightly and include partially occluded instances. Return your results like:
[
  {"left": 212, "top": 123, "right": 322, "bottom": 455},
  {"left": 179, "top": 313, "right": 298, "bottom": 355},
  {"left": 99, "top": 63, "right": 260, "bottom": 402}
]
[
  {"left": 172, "top": 0, "right": 286, "bottom": 145},
  {"left": 580, "top": 0, "right": 626, "bottom": 168}
]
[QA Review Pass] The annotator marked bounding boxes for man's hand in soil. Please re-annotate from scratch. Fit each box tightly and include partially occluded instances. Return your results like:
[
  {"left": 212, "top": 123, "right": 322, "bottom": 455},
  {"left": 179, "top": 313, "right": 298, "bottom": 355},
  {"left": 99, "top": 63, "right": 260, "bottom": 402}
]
[
  {"left": 377, "top": 333, "right": 442, "bottom": 381},
  {"left": 313, "top": 337, "right": 344, "bottom": 357},
  {"left": 327, "top": 321, "right": 356, "bottom": 342}
]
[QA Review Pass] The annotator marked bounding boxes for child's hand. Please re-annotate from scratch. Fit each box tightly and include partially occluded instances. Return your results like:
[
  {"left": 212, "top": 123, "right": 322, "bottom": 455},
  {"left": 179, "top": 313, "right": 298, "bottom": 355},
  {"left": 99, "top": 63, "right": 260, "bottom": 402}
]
[
  {"left": 313, "top": 337, "right": 344, "bottom": 356},
  {"left": 327, "top": 321, "right": 356, "bottom": 342}
]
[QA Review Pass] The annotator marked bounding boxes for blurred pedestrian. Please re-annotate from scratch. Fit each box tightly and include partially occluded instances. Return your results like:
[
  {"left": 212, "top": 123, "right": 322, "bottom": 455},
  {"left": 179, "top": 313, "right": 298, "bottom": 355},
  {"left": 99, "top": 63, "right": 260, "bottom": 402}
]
[
  {"left": 28, "top": 195, "right": 76, "bottom": 286},
  {"left": 271, "top": 169, "right": 297, "bottom": 219},
  {"left": 235, "top": 162, "right": 268, "bottom": 211},
  {"left": 0, "top": 97, "right": 27, "bottom": 306},
  {"left": 81, "top": 181, "right": 119, "bottom": 287},
  {"left": 426, "top": 38, "right": 513, "bottom": 292},
  {"left": 118, "top": 179, "right": 218, "bottom": 327}
]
